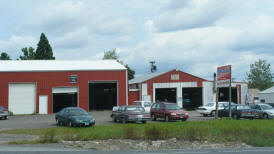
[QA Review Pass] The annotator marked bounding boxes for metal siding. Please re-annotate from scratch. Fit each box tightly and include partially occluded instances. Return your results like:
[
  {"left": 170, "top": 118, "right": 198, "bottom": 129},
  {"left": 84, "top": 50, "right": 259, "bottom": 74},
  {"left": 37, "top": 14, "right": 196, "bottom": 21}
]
[
  {"left": 0, "top": 70, "right": 127, "bottom": 114},
  {"left": 202, "top": 81, "right": 214, "bottom": 106}
]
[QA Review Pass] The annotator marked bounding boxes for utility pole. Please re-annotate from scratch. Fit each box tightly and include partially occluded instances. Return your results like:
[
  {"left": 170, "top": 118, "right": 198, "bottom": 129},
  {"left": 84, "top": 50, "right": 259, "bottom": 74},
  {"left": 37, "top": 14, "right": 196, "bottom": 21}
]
[
  {"left": 229, "top": 65, "right": 232, "bottom": 118},
  {"left": 150, "top": 61, "right": 157, "bottom": 73},
  {"left": 214, "top": 73, "right": 219, "bottom": 119}
]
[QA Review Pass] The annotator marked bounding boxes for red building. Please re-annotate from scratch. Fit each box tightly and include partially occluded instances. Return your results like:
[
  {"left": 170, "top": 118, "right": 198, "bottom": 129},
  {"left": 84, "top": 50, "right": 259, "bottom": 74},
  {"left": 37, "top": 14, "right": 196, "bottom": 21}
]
[
  {"left": 128, "top": 69, "right": 248, "bottom": 109},
  {"left": 0, "top": 60, "right": 127, "bottom": 114}
]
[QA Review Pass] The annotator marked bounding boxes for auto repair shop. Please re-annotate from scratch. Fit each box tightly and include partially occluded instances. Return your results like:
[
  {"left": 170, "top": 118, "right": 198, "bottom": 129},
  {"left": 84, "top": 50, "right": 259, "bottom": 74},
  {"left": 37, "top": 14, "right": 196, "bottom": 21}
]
[
  {"left": 128, "top": 69, "right": 248, "bottom": 109},
  {"left": 0, "top": 60, "right": 127, "bottom": 114}
]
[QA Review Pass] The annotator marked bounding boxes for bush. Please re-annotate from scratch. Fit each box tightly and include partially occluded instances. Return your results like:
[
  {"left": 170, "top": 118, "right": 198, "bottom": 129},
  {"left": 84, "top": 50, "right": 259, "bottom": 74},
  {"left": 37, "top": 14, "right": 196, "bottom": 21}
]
[
  {"left": 144, "top": 125, "right": 167, "bottom": 140},
  {"left": 40, "top": 129, "right": 58, "bottom": 143},
  {"left": 122, "top": 125, "right": 140, "bottom": 139}
]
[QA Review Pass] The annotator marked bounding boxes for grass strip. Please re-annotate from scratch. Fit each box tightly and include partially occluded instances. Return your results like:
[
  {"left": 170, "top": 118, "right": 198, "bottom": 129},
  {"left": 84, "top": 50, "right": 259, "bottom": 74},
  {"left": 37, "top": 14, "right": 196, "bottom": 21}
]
[{"left": 1, "top": 119, "right": 274, "bottom": 147}]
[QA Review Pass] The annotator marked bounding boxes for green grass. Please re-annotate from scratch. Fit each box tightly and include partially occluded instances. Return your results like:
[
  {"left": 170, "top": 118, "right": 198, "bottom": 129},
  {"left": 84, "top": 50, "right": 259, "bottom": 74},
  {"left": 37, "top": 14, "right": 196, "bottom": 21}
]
[{"left": 1, "top": 119, "right": 274, "bottom": 147}]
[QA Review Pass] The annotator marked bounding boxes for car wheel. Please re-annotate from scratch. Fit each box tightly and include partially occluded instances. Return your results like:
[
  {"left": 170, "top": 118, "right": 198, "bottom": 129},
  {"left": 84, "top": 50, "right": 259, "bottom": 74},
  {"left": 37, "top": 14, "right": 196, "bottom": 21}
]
[
  {"left": 232, "top": 114, "right": 238, "bottom": 120},
  {"left": 203, "top": 114, "right": 207, "bottom": 117},
  {"left": 211, "top": 111, "right": 216, "bottom": 117},
  {"left": 142, "top": 120, "right": 147, "bottom": 124},
  {"left": 4, "top": 116, "right": 7, "bottom": 120},
  {"left": 165, "top": 115, "right": 170, "bottom": 122},
  {"left": 263, "top": 114, "right": 268, "bottom": 119},
  {"left": 151, "top": 114, "right": 156, "bottom": 121},
  {"left": 68, "top": 121, "right": 73, "bottom": 127},
  {"left": 181, "top": 118, "right": 186, "bottom": 122}
]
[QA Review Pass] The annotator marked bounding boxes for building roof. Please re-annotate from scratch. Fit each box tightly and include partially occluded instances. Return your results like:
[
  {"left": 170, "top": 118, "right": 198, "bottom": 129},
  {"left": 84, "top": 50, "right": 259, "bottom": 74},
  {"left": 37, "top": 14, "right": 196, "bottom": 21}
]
[
  {"left": 0, "top": 60, "right": 126, "bottom": 72},
  {"left": 259, "top": 86, "right": 274, "bottom": 94},
  {"left": 129, "top": 70, "right": 172, "bottom": 84}
]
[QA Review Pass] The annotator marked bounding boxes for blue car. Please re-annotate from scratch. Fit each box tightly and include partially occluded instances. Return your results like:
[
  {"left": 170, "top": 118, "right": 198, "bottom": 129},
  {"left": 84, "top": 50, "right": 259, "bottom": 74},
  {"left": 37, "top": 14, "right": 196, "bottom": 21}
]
[
  {"left": 0, "top": 106, "right": 9, "bottom": 120},
  {"left": 55, "top": 107, "right": 95, "bottom": 127}
]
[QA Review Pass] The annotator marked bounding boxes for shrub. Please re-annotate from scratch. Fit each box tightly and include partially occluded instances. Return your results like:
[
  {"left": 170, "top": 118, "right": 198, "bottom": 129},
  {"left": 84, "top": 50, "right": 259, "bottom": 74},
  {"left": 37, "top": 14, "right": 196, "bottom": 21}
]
[{"left": 144, "top": 125, "right": 167, "bottom": 140}]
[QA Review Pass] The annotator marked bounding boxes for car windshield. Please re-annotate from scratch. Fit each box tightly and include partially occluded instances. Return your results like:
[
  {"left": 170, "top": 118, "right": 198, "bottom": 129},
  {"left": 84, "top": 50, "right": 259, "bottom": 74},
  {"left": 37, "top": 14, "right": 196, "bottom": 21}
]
[
  {"left": 67, "top": 109, "right": 88, "bottom": 116},
  {"left": 205, "top": 103, "right": 214, "bottom": 107},
  {"left": 261, "top": 104, "right": 273, "bottom": 110},
  {"left": 127, "top": 107, "right": 144, "bottom": 111},
  {"left": 144, "top": 102, "right": 151, "bottom": 107},
  {"left": 237, "top": 105, "right": 250, "bottom": 110},
  {"left": 165, "top": 104, "right": 180, "bottom": 110}
]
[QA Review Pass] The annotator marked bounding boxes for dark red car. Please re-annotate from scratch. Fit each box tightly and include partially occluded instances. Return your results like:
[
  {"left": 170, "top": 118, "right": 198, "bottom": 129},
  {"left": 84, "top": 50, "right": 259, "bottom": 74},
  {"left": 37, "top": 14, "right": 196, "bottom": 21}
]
[{"left": 150, "top": 102, "right": 189, "bottom": 122}]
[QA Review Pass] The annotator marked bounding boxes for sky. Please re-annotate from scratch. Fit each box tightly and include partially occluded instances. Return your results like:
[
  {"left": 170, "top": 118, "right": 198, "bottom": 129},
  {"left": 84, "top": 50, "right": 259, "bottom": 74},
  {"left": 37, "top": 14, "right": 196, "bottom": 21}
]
[{"left": 1, "top": 0, "right": 274, "bottom": 81}]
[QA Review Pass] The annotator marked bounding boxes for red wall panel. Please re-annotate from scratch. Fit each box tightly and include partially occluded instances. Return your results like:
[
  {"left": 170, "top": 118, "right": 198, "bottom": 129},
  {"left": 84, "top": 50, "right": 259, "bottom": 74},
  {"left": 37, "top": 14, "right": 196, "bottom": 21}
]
[
  {"left": 0, "top": 70, "right": 127, "bottom": 114},
  {"left": 128, "top": 91, "right": 139, "bottom": 105}
]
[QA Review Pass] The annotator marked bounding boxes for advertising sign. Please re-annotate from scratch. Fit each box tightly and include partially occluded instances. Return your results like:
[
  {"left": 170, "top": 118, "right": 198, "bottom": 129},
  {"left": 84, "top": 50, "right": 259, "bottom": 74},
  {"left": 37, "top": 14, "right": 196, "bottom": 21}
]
[{"left": 217, "top": 65, "right": 231, "bottom": 87}]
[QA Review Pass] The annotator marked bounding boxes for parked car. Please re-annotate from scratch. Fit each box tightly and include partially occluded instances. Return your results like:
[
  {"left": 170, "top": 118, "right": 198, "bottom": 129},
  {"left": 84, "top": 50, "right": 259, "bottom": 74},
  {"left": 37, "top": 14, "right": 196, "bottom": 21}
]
[
  {"left": 55, "top": 107, "right": 95, "bottom": 127},
  {"left": 250, "top": 103, "right": 274, "bottom": 119},
  {"left": 132, "top": 101, "right": 152, "bottom": 113},
  {"left": 218, "top": 104, "right": 259, "bottom": 120},
  {"left": 111, "top": 105, "right": 150, "bottom": 123},
  {"left": 0, "top": 106, "right": 9, "bottom": 120},
  {"left": 150, "top": 102, "right": 189, "bottom": 122},
  {"left": 197, "top": 102, "right": 235, "bottom": 117}
]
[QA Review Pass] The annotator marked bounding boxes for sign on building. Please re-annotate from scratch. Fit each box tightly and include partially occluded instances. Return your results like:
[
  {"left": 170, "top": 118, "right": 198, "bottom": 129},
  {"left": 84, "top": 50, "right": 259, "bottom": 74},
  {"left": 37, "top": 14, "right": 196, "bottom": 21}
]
[{"left": 217, "top": 65, "right": 231, "bottom": 87}]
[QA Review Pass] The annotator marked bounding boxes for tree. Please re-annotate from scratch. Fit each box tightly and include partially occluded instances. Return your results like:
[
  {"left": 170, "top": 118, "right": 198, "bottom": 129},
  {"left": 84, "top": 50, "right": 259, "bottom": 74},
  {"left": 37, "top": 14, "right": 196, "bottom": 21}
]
[
  {"left": 19, "top": 47, "right": 36, "bottom": 60},
  {"left": 103, "top": 49, "right": 135, "bottom": 80},
  {"left": 35, "top": 33, "right": 55, "bottom": 60},
  {"left": 247, "top": 59, "right": 273, "bottom": 91},
  {"left": 0, "top": 52, "right": 11, "bottom": 60}
]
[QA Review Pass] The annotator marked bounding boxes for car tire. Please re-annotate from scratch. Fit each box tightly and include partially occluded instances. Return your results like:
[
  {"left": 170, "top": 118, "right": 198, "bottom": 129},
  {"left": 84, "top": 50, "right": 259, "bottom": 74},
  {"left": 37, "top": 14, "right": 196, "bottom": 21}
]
[
  {"left": 263, "top": 114, "right": 268, "bottom": 119},
  {"left": 151, "top": 114, "right": 156, "bottom": 121},
  {"left": 165, "top": 115, "right": 170, "bottom": 122},
  {"left": 4, "top": 116, "right": 7, "bottom": 120},
  {"left": 211, "top": 111, "right": 216, "bottom": 117},
  {"left": 181, "top": 118, "right": 186, "bottom": 122},
  {"left": 142, "top": 120, "right": 146, "bottom": 124},
  {"left": 203, "top": 114, "right": 207, "bottom": 117},
  {"left": 232, "top": 114, "right": 238, "bottom": 120}
]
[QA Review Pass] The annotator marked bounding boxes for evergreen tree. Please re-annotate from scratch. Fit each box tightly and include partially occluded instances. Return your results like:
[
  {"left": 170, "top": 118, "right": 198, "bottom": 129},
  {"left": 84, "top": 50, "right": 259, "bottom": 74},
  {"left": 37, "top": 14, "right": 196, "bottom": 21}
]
[
  {"left": 19, "top": 47, "right": 36, "bottom": 60},
  {"left": 35, "top": 33, "right": 55, "bottom": 60},
  {"left": 0, "top": 52, "right": 11, "bottom": 60}
]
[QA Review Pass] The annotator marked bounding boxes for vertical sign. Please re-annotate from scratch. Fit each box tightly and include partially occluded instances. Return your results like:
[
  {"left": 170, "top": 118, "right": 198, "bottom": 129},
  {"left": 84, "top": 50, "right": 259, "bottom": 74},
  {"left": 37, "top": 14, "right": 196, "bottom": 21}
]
[{"left": 217, "top": 65, "right": 231, "bottom": 87}]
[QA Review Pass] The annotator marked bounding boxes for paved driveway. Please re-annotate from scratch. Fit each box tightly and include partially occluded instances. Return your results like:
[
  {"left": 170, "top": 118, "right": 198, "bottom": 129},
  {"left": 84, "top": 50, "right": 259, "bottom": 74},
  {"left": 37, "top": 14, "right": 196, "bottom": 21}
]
[{"left": 0, "top": 111, "right": 214, "bottom": 130}]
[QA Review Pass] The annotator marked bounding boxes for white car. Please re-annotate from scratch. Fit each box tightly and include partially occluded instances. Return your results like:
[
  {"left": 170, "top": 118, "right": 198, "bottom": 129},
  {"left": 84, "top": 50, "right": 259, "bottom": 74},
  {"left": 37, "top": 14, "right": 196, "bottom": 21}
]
[
  {"left": 132, "top": 101, "right": 152, "bottom": 113},
  {"left": 197, "top": 102, "right": 235, "bottom": 117}
]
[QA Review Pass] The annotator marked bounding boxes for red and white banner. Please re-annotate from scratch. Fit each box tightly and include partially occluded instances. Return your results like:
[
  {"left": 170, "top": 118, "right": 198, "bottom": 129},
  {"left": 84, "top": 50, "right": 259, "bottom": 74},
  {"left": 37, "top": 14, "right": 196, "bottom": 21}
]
[{"left": 217, "top": 65, "right": 231, "bottom": 87}]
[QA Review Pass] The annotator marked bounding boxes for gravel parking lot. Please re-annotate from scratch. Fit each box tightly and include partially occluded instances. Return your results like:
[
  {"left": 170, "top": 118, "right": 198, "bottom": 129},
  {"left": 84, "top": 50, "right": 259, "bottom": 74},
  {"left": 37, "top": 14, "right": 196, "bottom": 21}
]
[{"left": 0, "top": 111, "right": 214, "bottom": 130}]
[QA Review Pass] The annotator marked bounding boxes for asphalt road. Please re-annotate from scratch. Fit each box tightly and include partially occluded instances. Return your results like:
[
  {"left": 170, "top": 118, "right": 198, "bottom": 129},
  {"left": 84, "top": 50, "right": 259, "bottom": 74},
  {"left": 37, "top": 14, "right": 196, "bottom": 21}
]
[
  {"left": 0, "top": 111, "right": 214, "bottom": 130},
  {"left": 1, "top": 145, "right": 274, "bottom": 154}
]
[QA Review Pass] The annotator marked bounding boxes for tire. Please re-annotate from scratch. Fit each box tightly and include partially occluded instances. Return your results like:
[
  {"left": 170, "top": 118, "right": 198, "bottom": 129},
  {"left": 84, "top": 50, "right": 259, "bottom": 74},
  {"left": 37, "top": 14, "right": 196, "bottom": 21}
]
[
  {"left": 4, "top": 116, "right": 7, "bottom": 120},
  {"left": 181, "top": 118, "right": 187, "bottom": 122},
  {"left": 232, "top": 114, "right": 238, "bottom": 120},
  {"left": 211, "top": 111, "right": 216, "bottom": 117},
  {"left": 263, "top": 114, "right": 268, "bottom": 119},
  {"left": 151, "top": 114, "right": 156, "bottom": 121},
  {"left": 142, "top": 120, "right": 147, "bottom": 124},
  {"left": 165, "top": 115, "right": 170, "bottom": 122},
  {"left": 203, "top": 114, "right": 208, "bottom": 117},
  {"left": 249, "top": 117, "right": 254, "bottom": 120}
]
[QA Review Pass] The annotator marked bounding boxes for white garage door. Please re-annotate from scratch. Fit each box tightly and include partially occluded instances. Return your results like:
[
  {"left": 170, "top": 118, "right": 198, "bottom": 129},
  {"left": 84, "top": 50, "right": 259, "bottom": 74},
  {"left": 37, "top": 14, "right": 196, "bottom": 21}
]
[{"left": 9, "top": 83, "right": 36, "bottom": 115}]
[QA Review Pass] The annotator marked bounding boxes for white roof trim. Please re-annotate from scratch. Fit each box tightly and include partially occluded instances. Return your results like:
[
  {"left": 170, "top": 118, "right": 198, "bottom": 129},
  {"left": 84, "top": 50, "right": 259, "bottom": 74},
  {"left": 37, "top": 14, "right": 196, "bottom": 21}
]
[
  {"left": 0, "top": 60, "right": 126, "bottom": 72},
  {"left": 129, "top": 70, "right": 171, "bottom": 84}
]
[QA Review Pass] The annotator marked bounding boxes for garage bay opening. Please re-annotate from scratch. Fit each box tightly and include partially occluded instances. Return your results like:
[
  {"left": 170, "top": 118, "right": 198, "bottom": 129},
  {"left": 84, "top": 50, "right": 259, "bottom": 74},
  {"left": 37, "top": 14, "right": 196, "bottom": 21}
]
[
  {"left": 53, "top": 93, "right": 77, "bottom": 113},
  {"left": 155, "top": 88, "right": 177, "bottom": 103},
  {"left": 218, "top": 87, "right": 238, "bottom": 103},
  {"left": 89, "top": 82, "right": 117, "bottom": 110},
  {"left": 182, "top": 87, "right": 202, "bottom": 109}
]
